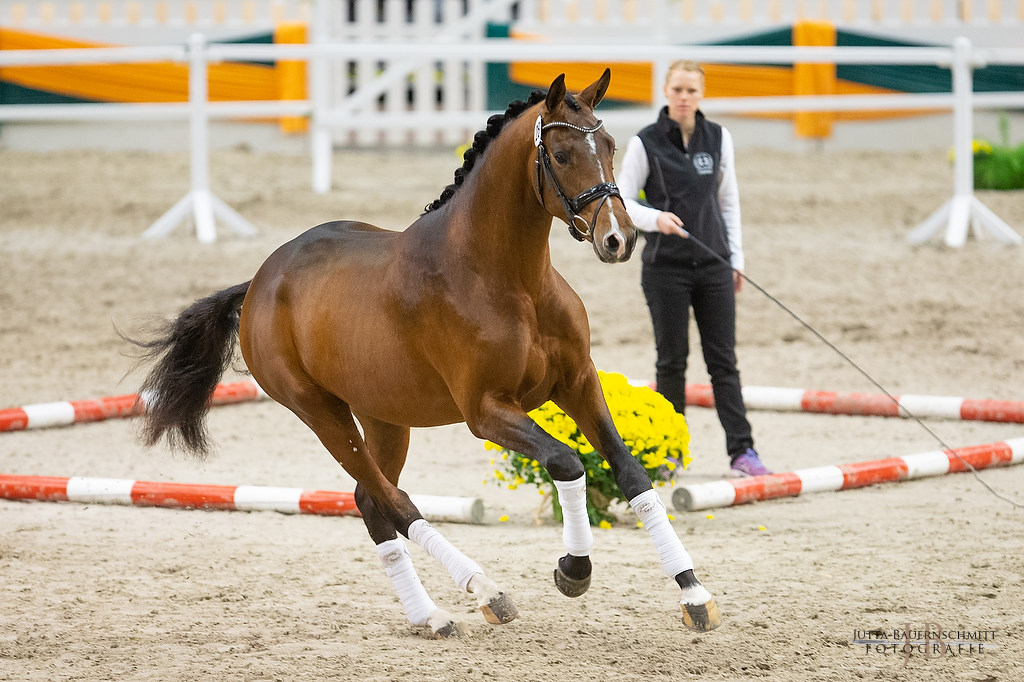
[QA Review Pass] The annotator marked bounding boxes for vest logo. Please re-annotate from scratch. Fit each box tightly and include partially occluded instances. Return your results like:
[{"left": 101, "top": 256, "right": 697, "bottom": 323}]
[{"left": 693, "top": 152, "right": 714, "bottom": 175}]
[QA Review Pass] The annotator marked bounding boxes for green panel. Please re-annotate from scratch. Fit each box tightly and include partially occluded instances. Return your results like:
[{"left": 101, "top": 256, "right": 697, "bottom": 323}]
[
  {"left": 226, "top": 32, "right": 273, "bottom": 44},
  {"left": 484, "top": 22, "right": 636, "bottom": 110},
  {"left": 486, "top": 23, "right": 1024, "bottom": 99},
  {"left": 485, "top": 22, "right": 536, "bottom": 110},
  {"left": 836, "top": 30, "right": 1024, "bottom": 93},
  {"left": 836, "top": 31, "right": 949, "bottom": 93},
  {"left": 704, "top": 28, "right": 794, "bottom": 69},
  {"left": 485, "top": 25, "right": 796, "bottom": 109},
  {"left": 709, "top": 28, "right": 793, "bottom": 48},
  {"left": 0, "top": 81, "right": 94, "bottom": 105},
  {"left": 974, "top": 64, "right": 1024, "bottom": 93},
  {"left": 221, "top": 31, "right": 274, "bottom": 67}
]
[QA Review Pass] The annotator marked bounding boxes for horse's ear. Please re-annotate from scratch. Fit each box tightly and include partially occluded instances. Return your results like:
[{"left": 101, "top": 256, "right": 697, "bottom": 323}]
[
  {"left": 578, "top": 68, "right": 611, "bottom": 109},
  {"left": 545, "top": 74, "right": 567, "bottom": 112}
]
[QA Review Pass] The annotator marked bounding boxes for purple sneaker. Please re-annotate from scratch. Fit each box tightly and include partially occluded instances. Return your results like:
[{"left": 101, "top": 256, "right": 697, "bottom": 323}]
[{"left": 729, "top": 449, "right": 772, "bottom": 477}]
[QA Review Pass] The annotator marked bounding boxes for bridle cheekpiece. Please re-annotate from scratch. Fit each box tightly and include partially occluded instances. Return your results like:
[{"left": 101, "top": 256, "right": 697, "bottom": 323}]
[{"left": 534, "top": 114, "right": 621, "bottom": 242}]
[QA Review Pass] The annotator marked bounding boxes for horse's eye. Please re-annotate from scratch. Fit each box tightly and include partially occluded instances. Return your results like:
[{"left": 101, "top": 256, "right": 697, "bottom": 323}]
[{"left": 554, "top": 151, "right": 569, "bottom": 164}]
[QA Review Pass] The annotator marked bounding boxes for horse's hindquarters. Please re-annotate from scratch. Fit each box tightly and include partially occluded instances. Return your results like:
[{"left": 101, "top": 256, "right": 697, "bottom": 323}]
[{"left": 238, "top": 222, "right": 464, "bottom": 428}]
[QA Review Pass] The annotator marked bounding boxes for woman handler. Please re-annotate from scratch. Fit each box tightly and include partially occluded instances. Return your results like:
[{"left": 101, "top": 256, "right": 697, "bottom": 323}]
[{"left": 617, "top": 60, "right": 771, "bottom": 477}]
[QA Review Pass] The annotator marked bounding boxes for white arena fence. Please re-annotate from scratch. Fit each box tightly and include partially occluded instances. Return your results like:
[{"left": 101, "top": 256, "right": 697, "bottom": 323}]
[
  {"left": 4, "top": 1, "right": 1023, "bottom": 40},
  {"left": 0, "top": 37, "right": 1022, "bottom": 246},
  {"left": 516, "top": 0, "right": 1024, "bottom": 33},
  {"left": 1, "top": 1, "right": 309, "bottom": 27}
]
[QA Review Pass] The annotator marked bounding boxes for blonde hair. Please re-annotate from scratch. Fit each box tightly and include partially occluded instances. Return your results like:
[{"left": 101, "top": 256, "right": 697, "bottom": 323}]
[{"left": 665, "top": 60, "right": 705, "bottom": 85}]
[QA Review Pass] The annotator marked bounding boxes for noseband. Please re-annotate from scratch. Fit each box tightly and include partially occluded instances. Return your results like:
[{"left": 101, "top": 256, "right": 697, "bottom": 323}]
[{"left": 534, "top": 115, "right": 621, "bottom": 242}]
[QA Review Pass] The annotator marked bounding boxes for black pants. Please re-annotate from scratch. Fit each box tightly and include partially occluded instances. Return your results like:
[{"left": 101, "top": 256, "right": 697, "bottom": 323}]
[{"left": 641, "top": 258, "right": 753, "bottom": 460}]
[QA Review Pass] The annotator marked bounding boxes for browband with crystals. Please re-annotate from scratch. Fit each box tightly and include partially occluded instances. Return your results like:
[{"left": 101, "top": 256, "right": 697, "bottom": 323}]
[{"left": 534, "top": 116, "right": 605, "bottom": 147}]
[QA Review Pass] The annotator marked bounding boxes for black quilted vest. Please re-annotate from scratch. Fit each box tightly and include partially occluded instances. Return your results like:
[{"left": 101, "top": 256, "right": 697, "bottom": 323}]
[{"left": 638, "top": 107, "right": 731, "bottom": 266}]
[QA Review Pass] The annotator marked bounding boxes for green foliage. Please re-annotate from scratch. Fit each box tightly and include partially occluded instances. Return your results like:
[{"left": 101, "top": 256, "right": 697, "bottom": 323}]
[
  {"left": 968, "top": 113, "right": 1024, "bottom": 191},
  {"left": 973, "top": 140, "right": 1024, "bottom": 191}
]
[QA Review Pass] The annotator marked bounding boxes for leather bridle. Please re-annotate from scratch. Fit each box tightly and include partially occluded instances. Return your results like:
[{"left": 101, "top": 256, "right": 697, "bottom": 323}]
[{"left": 534, "top": 114, "right": 621, "bottom": 242}]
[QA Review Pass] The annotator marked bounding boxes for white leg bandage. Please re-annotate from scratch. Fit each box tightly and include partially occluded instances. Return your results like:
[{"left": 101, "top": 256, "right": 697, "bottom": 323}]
[
  {"left": 376, "top": 538, "right": 437, "bottom": 627},
  {"left": 408, "top": 519, "right": 482, "bottom": 591},
  {"left": 630, "top": 489, "right": 694, "bottom": 577},
  {"left": 554, "top": 475, "right": 593, "bottom": 557}
]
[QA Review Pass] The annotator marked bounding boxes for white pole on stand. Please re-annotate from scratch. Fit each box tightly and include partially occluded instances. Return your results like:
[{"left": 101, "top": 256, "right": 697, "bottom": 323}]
[
  {"left": 311, "top": 0, "right": 333, "bottom": 194},
  {"left": 143, "top": 33, "right": 258, "bottom": 243},
  {"left": 908, "top": 37, "right": 1022, "bottom": 247}
]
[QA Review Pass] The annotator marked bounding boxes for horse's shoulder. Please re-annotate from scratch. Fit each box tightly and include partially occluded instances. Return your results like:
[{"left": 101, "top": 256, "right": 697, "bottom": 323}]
[
  {"left": 546, "top": 267, "right": 584, "bottom": 305},
  {"left": 538, "top": 268, "right": 588, "bottom": 329}
]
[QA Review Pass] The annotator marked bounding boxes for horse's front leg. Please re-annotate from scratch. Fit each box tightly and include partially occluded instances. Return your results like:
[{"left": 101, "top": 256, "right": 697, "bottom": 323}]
[
  {"left": 467, "top": 395, "right": 596, "bottom": 598},
  {"left": 555, "top": 370, "right": 722, "bottom": 633}
]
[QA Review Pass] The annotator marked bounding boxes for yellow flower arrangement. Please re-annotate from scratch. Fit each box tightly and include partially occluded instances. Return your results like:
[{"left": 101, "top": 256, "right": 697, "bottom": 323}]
[{"left": 485, "top": 371, "right": 690, "bottom": 525}]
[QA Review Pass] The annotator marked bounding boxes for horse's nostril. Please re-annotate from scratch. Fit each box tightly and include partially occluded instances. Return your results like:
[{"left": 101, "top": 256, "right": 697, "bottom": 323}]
[{"left": 605, "top": 234, "right": 621, "bottom": 252}]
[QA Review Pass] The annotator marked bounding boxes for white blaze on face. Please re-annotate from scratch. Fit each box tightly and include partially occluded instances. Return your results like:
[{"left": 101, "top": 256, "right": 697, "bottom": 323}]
[{"left": 586, "top": 132, "right": 625, "bottom": 255}]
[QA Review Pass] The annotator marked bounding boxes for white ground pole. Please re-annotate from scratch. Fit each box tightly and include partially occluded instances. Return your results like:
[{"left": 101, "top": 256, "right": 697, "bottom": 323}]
[
  {"left": 908, "top": 37, "right": 1023, "bottom": 248},
  {"left": 142, "top": 33, "right": 258, "bottom": 243}
]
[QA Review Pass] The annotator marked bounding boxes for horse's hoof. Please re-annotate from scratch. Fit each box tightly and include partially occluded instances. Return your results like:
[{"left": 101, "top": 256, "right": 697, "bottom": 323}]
[
  {"left": 677, "top": 572, "right": 721, "bottom": 632},
  {"left": 680, "top": 598, "right": 721, "bottom": 633},
  {"left": 553, "top": 554, "right": 591, "bottom": 598},
  {"left": 553, "top": 567, "right": 591, "bottom": 598},
  {"left": 467, "top": 574, "right": 517, "bottom": 625},
  {"left": 427, "top": 609, "right": 467, "bottom": 639},
  {"left": 433, "top": 620, "right": 468, "bottom": 639},
  {"left": 479, "top": 592, "right": 519, "bottom": 625}
]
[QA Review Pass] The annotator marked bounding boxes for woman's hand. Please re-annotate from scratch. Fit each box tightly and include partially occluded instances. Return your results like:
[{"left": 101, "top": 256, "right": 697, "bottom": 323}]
[{"left": 656, "top": 211, "right": 688, "bottom": 238}]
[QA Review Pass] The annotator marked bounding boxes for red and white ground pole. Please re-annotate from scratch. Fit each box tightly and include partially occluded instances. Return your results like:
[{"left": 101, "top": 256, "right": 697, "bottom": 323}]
[
  {"left": 676, "top": 383, "right": 1024, "bottom": 423},
  {"left": 0, "top": 474, "right": 484, "bottom": 524},
  {"left": 673, "top": 438, "right": 1024, "bottom": 512},
  {"left": 4, "top": 381, "right": 1022, "bottom": 433},
  {"left": 0, "top": 379, "right": 265, "bottom": 432}
]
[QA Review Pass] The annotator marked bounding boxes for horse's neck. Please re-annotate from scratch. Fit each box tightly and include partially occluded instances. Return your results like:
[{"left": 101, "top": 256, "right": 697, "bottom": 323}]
[{"left": 448, "top": 134, "right": 555, "bottom": 291}]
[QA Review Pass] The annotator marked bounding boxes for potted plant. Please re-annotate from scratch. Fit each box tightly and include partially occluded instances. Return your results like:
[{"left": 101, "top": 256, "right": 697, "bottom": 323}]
[{"left": 967, "top": 114, "right": 1024, "bottom": 190}]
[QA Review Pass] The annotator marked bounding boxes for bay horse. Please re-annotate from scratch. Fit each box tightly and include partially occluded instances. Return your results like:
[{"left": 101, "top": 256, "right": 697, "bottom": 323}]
[{"left": 130, "top": 70, "right": 721, "bottom": 638}]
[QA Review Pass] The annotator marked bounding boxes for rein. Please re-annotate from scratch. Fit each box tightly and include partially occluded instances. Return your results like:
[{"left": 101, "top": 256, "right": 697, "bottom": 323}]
[{"left": 534, "top": 115, "right": 621, "bottom": 242}]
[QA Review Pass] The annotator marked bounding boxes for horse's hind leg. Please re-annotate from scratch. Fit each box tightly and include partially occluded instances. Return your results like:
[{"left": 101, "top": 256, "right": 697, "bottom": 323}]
[
  {"left": 362, "top": 486, "right": 466, "bottom": 638},
  {"left": 345, "top": 417, "right": 458, "bottom": 637},
  {"left": 356, "top": 413, "right": 518, "bottom": 629},
  {"left": 289, "top": 393, "right": 515, "bottom": 636}
]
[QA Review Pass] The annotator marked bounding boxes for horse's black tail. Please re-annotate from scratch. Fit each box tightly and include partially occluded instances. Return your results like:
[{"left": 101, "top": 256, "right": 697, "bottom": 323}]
[{"left": 126, "top": 281, "right": 251, "bottom": 459}]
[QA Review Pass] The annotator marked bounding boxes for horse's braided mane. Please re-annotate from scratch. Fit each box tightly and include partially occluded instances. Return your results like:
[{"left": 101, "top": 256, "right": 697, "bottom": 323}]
[{"left": 422, "top": 89, "right": 551, "bottom": 214}]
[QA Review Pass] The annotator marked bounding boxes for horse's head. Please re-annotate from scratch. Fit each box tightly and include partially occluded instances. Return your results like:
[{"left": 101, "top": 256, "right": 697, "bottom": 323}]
[{"left": 533, "top": 69, "right": 638, "bottom": 264}]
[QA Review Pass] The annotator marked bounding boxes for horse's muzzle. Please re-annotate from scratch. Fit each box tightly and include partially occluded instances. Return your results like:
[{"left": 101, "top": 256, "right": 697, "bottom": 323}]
[
  {"left": 593, "top": 221, "right": 637, "bottom": 263},
  {"left": 590, "top": 196, "right": 638, "bottom": 263}
]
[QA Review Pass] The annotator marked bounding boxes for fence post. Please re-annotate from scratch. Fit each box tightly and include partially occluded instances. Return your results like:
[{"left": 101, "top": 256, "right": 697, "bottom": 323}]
[
  {"left": 143, "top": 33, "right": 258, "bottom": 242},
  {"left": 908, "top": 37, "right": 1022, "bottom": 247},
  {"left": 311, "top": 0, "right": 333, "bottom": 194},
  {"left": 188, "top": 31, "right": 215, "bottom": 243}
]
